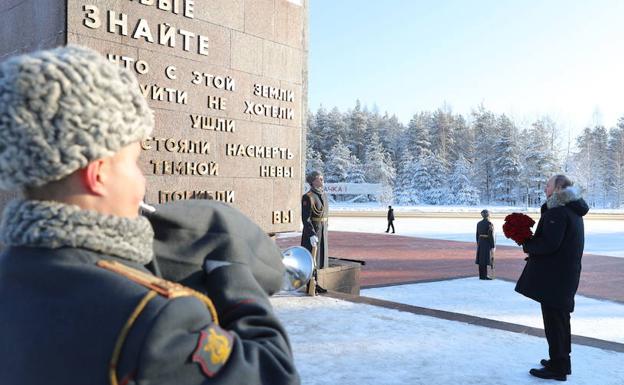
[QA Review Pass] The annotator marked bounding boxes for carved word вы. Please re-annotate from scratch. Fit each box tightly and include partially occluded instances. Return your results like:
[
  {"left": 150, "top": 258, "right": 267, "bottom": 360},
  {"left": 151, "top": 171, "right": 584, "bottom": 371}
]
[
  {"left": 272, "top": 210, "right": 293, "bottom": 224},
  {"left": 82, "top": 5, "right": 209, "bottom": 56}
]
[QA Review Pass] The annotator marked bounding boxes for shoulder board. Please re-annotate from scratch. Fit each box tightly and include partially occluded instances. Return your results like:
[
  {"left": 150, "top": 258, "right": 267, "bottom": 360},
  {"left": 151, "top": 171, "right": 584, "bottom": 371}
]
[
  {"left": 97, "top": 260, "right": 219, "bottom": 324},
  {"left": 306, "top": 191, "right": 314, "bottom": 197}
]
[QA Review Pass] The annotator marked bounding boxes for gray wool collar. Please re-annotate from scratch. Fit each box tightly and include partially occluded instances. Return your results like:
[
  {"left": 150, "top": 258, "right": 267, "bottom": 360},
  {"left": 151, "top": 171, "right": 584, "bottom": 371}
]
[
  {"left": 546, "top": 186, "right": 582, "bottom": 209},
  {"left": 0, "top": 199, "right": 154, "bottom": 264}
]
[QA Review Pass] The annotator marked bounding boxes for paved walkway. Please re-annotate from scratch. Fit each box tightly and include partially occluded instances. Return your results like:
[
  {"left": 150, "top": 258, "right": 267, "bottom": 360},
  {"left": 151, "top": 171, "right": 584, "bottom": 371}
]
[{"left": 278, "top": 231, "right": 624, "bottom": 303}]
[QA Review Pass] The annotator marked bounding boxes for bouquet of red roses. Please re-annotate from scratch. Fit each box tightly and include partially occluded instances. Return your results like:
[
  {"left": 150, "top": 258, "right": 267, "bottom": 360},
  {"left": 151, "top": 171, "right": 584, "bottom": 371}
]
[{"left": 502, "top": 213, "right": 535, "bottom": 245}]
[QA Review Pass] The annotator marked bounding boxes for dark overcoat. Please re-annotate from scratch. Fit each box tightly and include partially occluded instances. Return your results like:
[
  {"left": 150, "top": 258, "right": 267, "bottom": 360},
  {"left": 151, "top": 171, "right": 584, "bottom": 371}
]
[
  {"left": 515, "top": 187, "right": 589, "bottom": 312},
  {"left": 0, "top": 201, "right": 299, "bottom": 385},
  {"left": 475, "top": 219, "right": 495, "bottom": 266},
  {"left": 387, "top": 208, "right": 395, "bottom": 222},
  {"left": 301, "top": 189, "right": 329, "bottom": 269}
]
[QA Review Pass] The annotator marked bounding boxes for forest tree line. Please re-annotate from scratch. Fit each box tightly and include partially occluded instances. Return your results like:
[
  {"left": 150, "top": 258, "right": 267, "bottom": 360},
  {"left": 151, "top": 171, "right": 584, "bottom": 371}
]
[{"left": 305, "top": 101, "right": 624, "bottom": 208}]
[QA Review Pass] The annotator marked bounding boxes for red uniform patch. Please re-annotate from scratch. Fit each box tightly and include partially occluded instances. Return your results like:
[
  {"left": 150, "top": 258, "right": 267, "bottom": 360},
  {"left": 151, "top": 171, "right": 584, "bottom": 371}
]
[{"left": 192, "top": 325, "right": 234, "bottom": 377}]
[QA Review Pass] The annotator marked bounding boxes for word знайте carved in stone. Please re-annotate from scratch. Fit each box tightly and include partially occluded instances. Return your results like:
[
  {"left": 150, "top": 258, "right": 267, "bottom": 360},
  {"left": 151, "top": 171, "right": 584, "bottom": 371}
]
[
  {"left": 190, "top": 115, "right": 235, "bottom": 132},
  {"left": 225, "top": 144, "right": 293, "bottom": 159},
  {"left": 158, "top": 190, "right": 234, "bottom": 204},
  {"left": 149, "top": 160, "right": 218, "bottom": 176},
  {"left": 141, "top": 137, "right": 210, "bottom": 154},
  {"left": 82, "top": 5, "right": 209, "bottom": 56}
]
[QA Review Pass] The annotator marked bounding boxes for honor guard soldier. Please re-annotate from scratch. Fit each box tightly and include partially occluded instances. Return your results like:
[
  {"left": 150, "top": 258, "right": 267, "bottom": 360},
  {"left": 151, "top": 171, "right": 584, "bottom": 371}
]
[
  {"left": 475, "top": 209, "right": 495, "bottom": 280},
  {"left": 0, "top": 45, "right": 299, "bottom": 385},
  {"left": 301, "top": 171, "right": 328, "bottom": 294}
]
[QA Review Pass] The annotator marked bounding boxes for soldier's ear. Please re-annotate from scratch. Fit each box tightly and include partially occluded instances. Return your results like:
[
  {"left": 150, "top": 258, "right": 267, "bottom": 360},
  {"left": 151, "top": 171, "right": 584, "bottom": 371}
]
[{"left": 80, "top": 159, "right": 108, "bottom": 197}]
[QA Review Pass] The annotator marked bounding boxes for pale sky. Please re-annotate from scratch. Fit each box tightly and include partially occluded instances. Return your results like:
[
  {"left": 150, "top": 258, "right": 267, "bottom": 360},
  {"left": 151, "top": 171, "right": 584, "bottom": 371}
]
[{"left": 308, "top": 0, "right": 624, "bottom": 138}]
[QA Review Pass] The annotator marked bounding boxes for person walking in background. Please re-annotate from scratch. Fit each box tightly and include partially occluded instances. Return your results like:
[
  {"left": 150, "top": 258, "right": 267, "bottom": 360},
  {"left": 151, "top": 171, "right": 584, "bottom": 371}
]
[
  {"left": 385, "top": 205, "right": 395, "bottom": 233},
  {"left": 515, "top": 175, "right": 588, "bottom": 381},
  {"left": 475, "top": 209, "right": 495, "bottom": 280}
]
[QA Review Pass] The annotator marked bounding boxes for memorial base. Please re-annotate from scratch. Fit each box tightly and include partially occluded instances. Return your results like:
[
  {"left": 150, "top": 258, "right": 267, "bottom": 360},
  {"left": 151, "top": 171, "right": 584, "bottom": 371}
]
[{"left": 316, "top": 258, "right": 361, "bottom": 295}]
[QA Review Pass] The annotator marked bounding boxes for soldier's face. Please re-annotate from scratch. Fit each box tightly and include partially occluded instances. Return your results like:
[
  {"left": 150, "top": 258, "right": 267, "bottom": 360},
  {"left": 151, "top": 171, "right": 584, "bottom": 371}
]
[
  {"left": 99, "top": 142, "right": 146, "bottom": 218},
  {"left": 312, "top": 175, "right": 324, "bottom": 189}
]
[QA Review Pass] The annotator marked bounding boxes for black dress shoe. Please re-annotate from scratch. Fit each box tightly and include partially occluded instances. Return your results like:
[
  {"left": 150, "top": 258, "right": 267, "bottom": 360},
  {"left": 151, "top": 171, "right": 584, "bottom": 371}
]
[
  {"left": 529, "top": 367, "right": 566, "bottom": 381},
  {"left": 541, "top": 359, "right": 571, "bottom": 375},
  {"left": 315, "top": 285, "right": 327, "bottom": 294}
]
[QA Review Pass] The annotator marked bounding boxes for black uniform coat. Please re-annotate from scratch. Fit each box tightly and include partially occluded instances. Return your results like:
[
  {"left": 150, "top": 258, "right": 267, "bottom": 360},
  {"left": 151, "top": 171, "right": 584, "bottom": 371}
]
[
  {"left": 475, "top": 219, "right": 495, "bottom": 266},
  {"left": 0, "top": 201, "right": 299, "bottom": 385},
  {"left": 515, "top": 187, "right": 589, "bottom": 312},
  {"left": 387, "top": 208, "right": 395, "bottom": 222},
  {"left": 301, "top": 188, "right": 329, "bottom": 269}
]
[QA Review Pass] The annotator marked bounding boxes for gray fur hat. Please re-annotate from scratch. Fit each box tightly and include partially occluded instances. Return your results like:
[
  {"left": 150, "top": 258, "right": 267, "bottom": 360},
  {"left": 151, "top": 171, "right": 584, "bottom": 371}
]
[{"left": 0, "top": 44, "right": 154, "bottom": 190}]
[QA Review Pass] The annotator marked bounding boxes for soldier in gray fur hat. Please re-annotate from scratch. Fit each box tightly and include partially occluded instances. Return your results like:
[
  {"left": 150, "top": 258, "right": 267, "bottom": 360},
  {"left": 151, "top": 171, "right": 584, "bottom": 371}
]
[{"left": 0, "top": 45, "right": 299, "bottom": 385}]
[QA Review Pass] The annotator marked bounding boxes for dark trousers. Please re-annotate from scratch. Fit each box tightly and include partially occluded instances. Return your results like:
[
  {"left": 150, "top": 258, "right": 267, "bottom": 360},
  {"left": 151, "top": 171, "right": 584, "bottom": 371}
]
[
  {"left": 478, "top": 264, "right": 488, "bottom": 279},
  {"left": 541, "top": 303, "right": 571, "bottom": 372},
  {"left": 386, "top": 221, "right": 395, "bottom": 233}
]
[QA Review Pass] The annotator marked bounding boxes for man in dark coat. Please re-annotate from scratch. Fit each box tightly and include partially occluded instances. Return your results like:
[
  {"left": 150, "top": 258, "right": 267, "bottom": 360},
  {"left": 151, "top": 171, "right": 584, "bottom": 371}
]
[
  {"left": 515, "top": 175, "right": 589, "bottom": 381},
  {"left": 301, "top": 171, "right": 328, "bottom": 295},
  {"left": 301, "top": 170, "right": 329, "bottom": 269},
  {"left": 0, "top": 46, "right": 299, "bottom": 385},
  {"left": 385, "top": 205, "right": 395, "bottom": 233},
  {"left": 475, "top": 209, "right": 495, "bottom": 280}
]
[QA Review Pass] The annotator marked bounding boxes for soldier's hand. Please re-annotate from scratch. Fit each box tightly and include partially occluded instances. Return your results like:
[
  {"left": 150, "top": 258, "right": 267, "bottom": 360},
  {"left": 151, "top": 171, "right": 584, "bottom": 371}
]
[
  {"left": 310, "top": 235, "right": 318, "bottom": 248},
  {"left": 148, "top": 200, "right": 285, "bottom": 295}
]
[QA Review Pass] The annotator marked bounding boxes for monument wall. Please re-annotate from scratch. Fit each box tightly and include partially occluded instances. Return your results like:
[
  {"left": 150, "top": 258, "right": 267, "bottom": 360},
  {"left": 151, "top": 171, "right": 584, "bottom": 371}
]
[{"left": 0, "top": 0, "right": 308, "bottom": 233}]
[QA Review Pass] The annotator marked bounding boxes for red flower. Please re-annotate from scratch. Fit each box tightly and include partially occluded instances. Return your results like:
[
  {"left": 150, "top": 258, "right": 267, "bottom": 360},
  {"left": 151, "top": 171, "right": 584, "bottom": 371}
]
[{"left": 502, "top": 213, "right": 535, "bottom": 245}]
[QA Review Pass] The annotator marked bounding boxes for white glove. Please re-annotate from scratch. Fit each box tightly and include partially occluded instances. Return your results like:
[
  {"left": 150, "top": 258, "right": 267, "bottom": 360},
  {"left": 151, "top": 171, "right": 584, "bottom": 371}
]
[{"left": 310, "top": 235, "right": 318, "bottom": 248}]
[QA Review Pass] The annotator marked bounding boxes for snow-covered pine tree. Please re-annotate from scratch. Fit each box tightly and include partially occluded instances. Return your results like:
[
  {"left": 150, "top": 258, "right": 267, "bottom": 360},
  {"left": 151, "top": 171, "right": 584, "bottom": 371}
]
[
  {"left": 607, "top": 118, "right": 624, "bottom": 208},
  {"left": 424, "top": 152, "right": 450, "bottom": 205},
  {"left": 363, "top": 131, "right": 396, "bottom": 202},
  {"left": 394, "top": 151, "right": 419, "bottom": 205},
  {"left": 520, "top": 119, "right": 561, "bottom": 207},
  {"left": 305, "top": 140, "right": 324, "bottom": 176},
  {"left": 471, "top": 105, "right": 498, "bottom": 204},
  {"left": 493, "top": 115, "right": 521, "bottom": 205},
  {"left": 449, "top": 154, "right": 480, "bottom": 205},
  {"left": 348, "top": 100, "right": 369, "bottom": 161},
  {"left": 323, "top": 137, "right": 352, "bottom": 183}
]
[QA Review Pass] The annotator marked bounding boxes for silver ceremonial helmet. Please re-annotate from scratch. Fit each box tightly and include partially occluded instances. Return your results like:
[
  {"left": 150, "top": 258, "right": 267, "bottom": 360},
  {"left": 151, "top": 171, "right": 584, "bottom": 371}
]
[{"left": 280, "top": 246, "right": 314, "bottom": 292}]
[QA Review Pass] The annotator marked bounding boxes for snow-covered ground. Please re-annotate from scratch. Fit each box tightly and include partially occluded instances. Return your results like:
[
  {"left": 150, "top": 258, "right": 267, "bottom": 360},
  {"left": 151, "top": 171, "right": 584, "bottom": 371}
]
[
  {"left": 272, "top": 290, "right": 624, "bottom": 385},
  {"left": 273, "top": 205, "right": 624, "bottom": 384},
  {"left": 362, "top": 278, "right": 624, "bottom": 343},
  {"left": 326, "top": 214, "right": 624, "bottom": 258}
]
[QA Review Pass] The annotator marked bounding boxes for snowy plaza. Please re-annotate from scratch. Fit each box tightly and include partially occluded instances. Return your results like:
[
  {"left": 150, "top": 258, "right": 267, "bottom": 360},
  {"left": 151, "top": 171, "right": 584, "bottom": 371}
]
[{"left": 273, "top": 210, "right": 624, "bottom": 384}]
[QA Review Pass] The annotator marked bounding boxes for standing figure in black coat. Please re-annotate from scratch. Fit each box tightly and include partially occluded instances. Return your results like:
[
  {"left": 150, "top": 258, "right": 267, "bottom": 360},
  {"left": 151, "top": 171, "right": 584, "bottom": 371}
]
[
  {"left": 475, "top": 209, "right": 495, "bottom": 280},
  {"left": 301, "top": 171, "right": 329, "bottom": 268},
  {"left": 515, "top": 175, "right": 589, "bottom": 381},
  {"left": 385, "top": 205, "right": 395, "bottom": 233}
]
